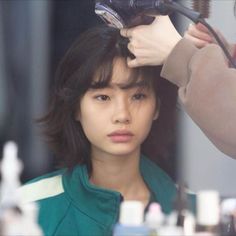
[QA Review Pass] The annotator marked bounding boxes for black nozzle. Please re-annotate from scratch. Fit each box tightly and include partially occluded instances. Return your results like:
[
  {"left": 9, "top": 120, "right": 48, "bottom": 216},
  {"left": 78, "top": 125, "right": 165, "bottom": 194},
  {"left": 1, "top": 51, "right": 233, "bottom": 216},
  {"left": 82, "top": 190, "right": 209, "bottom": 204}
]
[
  {"left": 108, "top": 0, "right": 173, "bottom": 15},
  {"left": 134, "top": 0, "right": 173, "bottom": 15}
]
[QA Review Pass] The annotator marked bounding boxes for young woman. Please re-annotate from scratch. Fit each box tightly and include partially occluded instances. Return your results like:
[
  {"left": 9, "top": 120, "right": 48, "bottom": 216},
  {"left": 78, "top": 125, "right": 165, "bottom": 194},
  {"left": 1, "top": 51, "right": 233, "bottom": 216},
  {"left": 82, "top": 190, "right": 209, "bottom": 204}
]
[{"left": 19, "top": 26, "right": 181, "bottom": 236}]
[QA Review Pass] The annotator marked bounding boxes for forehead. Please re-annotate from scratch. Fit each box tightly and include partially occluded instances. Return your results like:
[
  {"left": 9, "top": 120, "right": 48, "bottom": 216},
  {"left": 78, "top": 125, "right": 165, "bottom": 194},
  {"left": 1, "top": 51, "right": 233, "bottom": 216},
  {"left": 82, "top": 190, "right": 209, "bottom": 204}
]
[{"left": 111, "top": 58, "right": 132, "bottom": 85}]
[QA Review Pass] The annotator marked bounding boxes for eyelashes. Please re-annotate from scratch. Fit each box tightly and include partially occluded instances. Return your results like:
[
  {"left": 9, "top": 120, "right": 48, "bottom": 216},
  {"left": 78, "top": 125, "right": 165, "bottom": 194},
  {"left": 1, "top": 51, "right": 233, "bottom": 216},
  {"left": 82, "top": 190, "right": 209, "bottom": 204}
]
[
  {"left": 94, "top": 93, "right": 147, "bottom": 102},
  {"left": 132, "top": 93, "right": 147, "bottom": 100},
  {"left": 94, "top": 95, "right": 110, "bottom": 101}
]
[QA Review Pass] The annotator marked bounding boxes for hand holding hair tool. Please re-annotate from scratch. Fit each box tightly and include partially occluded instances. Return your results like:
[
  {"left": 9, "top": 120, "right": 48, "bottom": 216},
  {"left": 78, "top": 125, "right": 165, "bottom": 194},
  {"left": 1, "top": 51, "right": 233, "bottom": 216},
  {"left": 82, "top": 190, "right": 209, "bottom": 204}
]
[{"left": 95, "top": 0, "right": 236, "bottom": 68}]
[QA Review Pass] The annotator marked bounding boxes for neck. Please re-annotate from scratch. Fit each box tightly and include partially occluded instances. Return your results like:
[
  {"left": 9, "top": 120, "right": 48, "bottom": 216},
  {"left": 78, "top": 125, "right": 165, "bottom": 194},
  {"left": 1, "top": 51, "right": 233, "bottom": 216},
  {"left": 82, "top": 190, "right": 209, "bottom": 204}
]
[{"left": 89, "top": 148, "right": 150, "bottom": 206}]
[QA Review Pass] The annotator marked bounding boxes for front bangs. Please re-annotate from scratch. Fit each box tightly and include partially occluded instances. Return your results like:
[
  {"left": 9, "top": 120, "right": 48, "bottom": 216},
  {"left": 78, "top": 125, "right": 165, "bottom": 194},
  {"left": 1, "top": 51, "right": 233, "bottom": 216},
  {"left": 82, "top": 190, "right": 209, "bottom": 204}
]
[
  {"left": 121, "top": 67, "right": 156, "bottom": 90},
  {"left": 90, "top": 58, "right": 156, "bottom": 90},
  {"left": 90, "top": 58, "right": 114, "bottom": 89}
]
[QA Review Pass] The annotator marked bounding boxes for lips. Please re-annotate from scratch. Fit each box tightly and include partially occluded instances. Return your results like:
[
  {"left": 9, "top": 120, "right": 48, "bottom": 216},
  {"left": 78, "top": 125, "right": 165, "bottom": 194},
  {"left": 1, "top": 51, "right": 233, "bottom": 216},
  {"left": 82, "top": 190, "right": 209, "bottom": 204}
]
[{"left": 107, "top": 130, "right": 134, "bottom": 143}]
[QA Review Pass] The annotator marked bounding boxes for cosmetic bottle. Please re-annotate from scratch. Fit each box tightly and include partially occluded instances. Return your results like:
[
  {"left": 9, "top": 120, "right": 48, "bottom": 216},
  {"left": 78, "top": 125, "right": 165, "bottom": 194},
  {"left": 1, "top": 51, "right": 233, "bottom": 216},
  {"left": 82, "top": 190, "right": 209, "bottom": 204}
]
[
  {"left": 220, "top": 198, "right": 236, "bottom": 236},
  {"left": 145, "top": 202, "right": 165, "bottom": 236},
  {"left": 164, "top": 183, "right": 195, "bottom": 236},
  {"left": 195, "top": 190, "right": 220, "bottom": 236},
  {"left": 113, "top": 200, "right": 151, "bottom": 236}
]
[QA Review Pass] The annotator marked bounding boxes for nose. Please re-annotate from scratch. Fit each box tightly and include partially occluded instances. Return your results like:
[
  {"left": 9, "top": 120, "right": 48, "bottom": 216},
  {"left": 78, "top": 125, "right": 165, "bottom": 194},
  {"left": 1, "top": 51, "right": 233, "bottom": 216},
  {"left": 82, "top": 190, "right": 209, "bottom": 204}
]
[{"left": 112, "top": 99, "right": 131, "bottom": 124}]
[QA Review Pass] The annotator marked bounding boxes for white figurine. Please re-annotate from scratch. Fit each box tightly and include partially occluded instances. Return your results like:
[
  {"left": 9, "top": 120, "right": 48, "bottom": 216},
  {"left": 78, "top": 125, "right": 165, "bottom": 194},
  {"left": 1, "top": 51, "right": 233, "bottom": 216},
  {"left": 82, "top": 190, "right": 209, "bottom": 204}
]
[
  {"left": 0, "top": 141, "right": 44, "bottom": 235},
  {"left": 0, "top": 141, "right": 23, "bottom": 206}
]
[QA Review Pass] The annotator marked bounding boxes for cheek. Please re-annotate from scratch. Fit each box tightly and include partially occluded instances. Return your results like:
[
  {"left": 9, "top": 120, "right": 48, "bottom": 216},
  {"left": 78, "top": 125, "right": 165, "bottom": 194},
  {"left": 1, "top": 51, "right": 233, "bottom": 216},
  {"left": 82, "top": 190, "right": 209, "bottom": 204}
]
[
  {"left": 139, "top": 108, "right": 155, "bottom": 128},
  {"left": 140, "top": 98, "right": 158, "bottom": 122},
  {"left": 79, "top": 105, "right": 108, "bottom": 142},
  {"left": 80, "top": 116, "right": 100, "bottom": 145},
  {"left": 79, "top": 109, "right": 96, "bottom": 131},
  {"left": 135, "top": 101, "right": 157, "bottom": 135}
]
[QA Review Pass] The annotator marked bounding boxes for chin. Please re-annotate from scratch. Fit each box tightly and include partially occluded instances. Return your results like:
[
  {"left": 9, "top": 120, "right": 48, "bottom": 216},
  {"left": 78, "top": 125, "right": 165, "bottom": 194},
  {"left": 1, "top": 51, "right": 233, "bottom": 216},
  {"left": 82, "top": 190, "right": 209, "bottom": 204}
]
[{"left": 106, "top": 146, "right": 139, "bottom": 157}]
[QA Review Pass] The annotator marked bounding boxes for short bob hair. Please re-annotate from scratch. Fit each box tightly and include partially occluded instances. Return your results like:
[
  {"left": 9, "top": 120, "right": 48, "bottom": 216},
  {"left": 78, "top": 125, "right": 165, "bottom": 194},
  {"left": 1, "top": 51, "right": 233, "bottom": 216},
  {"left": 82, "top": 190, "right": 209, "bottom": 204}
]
[{"left": 39, "top": 26, "right": 178, "bottom": 173}]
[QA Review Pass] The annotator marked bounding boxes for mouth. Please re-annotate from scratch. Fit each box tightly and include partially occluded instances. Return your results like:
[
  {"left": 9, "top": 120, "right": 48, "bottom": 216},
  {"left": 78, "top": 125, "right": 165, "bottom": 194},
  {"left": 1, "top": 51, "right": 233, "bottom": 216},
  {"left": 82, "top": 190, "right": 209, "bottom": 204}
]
[{"left": 107, "top": 130, "right": 134, "bottom": 143}]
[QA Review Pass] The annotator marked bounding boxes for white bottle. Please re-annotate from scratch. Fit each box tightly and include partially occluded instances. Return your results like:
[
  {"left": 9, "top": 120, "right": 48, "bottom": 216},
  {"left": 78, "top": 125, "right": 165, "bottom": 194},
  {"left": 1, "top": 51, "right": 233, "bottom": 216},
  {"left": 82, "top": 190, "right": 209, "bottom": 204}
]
[
  {"left": 195, "top": 190, "right": 220, "bottom": 236},
  {"left": 113, "top": 200, "right": 151, "bottom": 236}
]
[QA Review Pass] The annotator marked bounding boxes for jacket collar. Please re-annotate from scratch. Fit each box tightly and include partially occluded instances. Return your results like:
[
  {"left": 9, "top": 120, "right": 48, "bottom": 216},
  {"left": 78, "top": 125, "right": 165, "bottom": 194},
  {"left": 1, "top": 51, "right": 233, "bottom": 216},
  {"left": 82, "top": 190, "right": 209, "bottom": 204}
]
[
  {"left": 62, "top": 156, "right": 176, "bottom": 227},
  {"left": 62, "top": 164, "right": 121, "bottom": 228}
]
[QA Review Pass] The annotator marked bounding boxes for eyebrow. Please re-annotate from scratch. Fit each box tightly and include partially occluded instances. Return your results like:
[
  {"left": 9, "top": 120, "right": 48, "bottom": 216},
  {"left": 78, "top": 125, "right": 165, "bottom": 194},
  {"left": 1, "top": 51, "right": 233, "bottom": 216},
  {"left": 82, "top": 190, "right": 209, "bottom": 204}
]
[
  {"left": 90, "top": 80, "right": 150, "bottom": 90},
  {"left": 118, "top": 80, "right": 150, "bottom": 90}
]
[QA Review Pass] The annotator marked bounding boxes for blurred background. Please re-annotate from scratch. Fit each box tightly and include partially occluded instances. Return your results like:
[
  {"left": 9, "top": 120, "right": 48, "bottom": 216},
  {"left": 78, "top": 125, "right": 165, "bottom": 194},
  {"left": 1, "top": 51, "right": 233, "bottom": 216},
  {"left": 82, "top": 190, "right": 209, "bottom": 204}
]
[
  {"left": 0, "top": 0, "right": 236, "bottom": 197},
  {"left": 0, "top": 0, "right": 101, "bottom": 181}
]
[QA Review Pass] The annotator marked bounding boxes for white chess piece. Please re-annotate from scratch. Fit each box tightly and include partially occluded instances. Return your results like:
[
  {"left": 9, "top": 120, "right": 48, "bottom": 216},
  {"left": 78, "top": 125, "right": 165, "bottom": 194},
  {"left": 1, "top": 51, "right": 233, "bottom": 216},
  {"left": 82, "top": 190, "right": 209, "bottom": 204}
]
[
  {"left": 0, "top": 141, "right": 23, "bottom": 206},
  {"left": 0, "top": 141, "right": 44, "bottom": 235}
]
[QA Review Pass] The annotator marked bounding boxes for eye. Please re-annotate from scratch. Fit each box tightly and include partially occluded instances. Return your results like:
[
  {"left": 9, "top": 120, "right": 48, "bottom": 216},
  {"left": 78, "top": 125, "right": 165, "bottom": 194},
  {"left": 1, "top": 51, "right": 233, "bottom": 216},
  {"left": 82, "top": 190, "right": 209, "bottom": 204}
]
[
  {"left": 132, "top": 93, "right": 147, "bottom": 100},
  {"left": 95, "top": 95, "right": 110, "bottom": 101}
]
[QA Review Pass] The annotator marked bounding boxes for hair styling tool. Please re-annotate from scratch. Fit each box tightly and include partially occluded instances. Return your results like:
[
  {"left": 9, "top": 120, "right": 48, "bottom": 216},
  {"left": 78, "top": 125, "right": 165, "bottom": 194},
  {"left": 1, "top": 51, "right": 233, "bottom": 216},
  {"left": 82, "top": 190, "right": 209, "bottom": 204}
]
[{"left": 95, "top": 0, "right": 236, "bottom": 68}]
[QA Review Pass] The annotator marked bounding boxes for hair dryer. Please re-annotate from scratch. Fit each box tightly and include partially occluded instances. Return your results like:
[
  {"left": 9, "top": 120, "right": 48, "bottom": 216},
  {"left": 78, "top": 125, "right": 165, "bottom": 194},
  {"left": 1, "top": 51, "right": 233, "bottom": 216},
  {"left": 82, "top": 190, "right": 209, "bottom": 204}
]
[
  {"left": 95, "top": 0, "right": 236, "bottom": 68},
  {"left": 95, "top": 0, "right": 202, "bottom": 28}
]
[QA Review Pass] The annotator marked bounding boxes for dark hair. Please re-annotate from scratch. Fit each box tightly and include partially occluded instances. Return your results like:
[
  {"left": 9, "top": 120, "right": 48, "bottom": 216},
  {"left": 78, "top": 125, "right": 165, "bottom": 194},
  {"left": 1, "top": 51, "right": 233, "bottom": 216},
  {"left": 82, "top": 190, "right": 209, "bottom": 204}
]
[{"left": 39, "top": 26, "right": 178, "bottom": 174}]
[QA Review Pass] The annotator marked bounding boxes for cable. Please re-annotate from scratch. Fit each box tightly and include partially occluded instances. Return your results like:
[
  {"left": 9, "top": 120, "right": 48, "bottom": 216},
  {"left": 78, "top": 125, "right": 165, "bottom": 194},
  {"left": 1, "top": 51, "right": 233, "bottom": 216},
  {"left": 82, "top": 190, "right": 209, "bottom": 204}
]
[
  {"left": 163, "top": 1, "right": 236, "bottom": 68},
  {"left": 197, "top": 18, "right": 236, "bottom": 68}
]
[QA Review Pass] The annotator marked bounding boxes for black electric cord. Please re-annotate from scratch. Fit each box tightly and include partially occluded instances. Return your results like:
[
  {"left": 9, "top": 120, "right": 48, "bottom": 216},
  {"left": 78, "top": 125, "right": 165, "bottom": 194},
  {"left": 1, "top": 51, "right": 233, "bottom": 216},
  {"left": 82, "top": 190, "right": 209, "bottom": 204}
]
[
  {"left": 163, "top": 1, "right": 236, "bottom": 68},
  {"left": 198, "top": 18, "right": 236, "bottom": 68}
]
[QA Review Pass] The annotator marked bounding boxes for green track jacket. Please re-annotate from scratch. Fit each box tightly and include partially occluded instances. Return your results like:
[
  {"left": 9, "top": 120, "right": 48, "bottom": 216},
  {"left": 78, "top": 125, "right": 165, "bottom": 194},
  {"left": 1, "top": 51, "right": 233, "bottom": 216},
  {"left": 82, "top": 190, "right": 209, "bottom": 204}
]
[{"left": 19, "top": 156, "right": 178, "bottom": 236}]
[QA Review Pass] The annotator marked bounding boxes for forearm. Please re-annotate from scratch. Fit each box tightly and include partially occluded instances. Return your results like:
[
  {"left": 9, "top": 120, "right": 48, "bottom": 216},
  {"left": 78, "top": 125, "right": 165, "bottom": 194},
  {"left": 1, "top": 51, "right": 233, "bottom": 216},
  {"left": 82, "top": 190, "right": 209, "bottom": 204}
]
[{"left": 161, "top": 39, "right": 236, "bottom": 158}]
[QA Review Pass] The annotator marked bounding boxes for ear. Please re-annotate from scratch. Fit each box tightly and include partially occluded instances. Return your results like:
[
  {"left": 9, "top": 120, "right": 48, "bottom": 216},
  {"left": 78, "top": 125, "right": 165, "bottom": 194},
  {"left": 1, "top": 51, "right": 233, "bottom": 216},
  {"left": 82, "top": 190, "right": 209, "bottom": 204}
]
[
  {"left": 153, "top": 109, "right": 159, "bottom": 121},
  {"left": 153, "top": 98, "right": 161, "bottom": 121}
]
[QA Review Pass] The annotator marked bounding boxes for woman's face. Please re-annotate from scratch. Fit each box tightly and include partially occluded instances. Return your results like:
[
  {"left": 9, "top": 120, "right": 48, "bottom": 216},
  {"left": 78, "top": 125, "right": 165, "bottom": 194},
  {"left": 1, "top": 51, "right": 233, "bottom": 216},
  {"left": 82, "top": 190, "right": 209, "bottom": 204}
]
[{"left": 76, "top": 58, "right": 158, "bottom": 159}]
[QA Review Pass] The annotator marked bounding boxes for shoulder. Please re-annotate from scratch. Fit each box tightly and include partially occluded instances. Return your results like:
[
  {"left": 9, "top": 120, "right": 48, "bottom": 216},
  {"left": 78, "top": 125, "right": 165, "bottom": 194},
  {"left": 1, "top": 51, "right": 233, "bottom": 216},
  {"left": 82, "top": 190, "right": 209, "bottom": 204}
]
[{"left": 17, "top": 169, "right": 66, "bottom": 204}]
